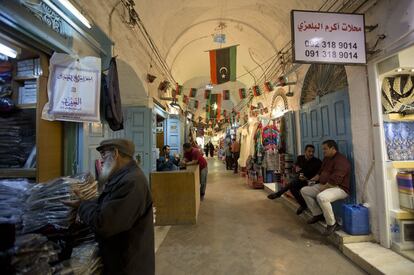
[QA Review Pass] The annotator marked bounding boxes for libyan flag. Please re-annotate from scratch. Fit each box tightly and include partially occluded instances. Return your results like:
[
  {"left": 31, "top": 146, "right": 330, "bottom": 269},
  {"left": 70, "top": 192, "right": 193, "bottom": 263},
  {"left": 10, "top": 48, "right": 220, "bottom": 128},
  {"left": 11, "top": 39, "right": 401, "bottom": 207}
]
[
  {"left": 209, "top": 45, "right": 237, "bottom": 84},
  {"left": 206, "top": 93, "right": 222, "bottom": 120}
]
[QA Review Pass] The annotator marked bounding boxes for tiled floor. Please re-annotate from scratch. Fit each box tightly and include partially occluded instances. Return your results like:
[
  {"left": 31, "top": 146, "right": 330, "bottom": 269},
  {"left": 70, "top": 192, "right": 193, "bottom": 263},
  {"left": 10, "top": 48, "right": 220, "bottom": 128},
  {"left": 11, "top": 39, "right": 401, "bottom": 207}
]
[{"left": 155, "top": 158, "right": 365, "bottom": 275}]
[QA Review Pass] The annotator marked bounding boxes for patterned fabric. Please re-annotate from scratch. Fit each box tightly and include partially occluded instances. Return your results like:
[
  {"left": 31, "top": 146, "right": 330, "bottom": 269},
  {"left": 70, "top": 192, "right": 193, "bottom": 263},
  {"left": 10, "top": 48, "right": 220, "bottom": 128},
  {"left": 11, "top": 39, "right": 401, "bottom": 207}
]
[
  {"left": 384, "top": 122, "right": 414, "bottom": 161},
  {"left": 263, "top": 150, "right": 279, "bottom": 171}
]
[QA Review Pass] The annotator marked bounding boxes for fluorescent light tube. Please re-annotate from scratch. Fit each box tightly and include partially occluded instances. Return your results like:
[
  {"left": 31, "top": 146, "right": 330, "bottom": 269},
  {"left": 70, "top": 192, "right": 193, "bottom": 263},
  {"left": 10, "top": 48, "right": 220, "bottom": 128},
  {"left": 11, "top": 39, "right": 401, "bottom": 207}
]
[
  {"left": 57, "top": 0, "right": 91, "bottom": 28},
  {"left": 0, "top": 43, "right": 18, "bottom": 58}
]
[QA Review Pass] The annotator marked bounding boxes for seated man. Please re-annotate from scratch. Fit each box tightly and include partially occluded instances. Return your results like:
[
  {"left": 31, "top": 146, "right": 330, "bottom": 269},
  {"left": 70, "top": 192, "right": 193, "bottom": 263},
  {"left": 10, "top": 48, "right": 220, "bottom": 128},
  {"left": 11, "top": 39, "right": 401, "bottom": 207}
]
[
  {"left": 267, "top": 144, "right": 322, "bottom": 215},
  {"left": 156, "top": 145, "right": 179, "bottom": 171},
  {"left": 300, "top": 140, "right": 351, "bottom": 236}
]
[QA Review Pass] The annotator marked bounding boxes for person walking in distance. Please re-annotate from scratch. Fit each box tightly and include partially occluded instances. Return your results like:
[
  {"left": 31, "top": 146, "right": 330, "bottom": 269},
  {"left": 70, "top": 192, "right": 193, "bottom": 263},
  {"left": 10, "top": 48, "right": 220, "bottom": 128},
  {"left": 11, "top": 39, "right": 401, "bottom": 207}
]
[{"left": 231, "top": 138, "right": 240, "bottom": 174}]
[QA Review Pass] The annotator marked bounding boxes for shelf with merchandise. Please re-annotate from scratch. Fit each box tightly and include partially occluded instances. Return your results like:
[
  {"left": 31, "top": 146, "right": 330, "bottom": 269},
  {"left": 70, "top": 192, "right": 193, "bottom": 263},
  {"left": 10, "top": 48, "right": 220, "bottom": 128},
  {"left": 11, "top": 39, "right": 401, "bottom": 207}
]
[
  {"left": 389, "top": 161, "right": 414, "bottom": 169},
  {"left": 383, "top": 113, "right": 414, "bottom": 122},
  {"left": 0, "top": 168, "right": 36, "bottom": 178}
]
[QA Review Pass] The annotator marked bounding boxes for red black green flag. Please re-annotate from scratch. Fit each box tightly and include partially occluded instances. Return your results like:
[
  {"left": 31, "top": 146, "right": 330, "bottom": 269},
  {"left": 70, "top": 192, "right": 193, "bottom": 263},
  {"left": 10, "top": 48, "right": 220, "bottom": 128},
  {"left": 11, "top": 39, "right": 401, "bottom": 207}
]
[
  {"left": 222, "top": 90, "right": 230, "bottom": 100},
  {"left": 189, "top": 88, "right": 197, "bottom": 98},
  {"left": 176, "top": 83, "right": 183, "bottom": 95},
  {"left": 204, "top": 89, "right": 211, "bottom": 99},
  {"left": 264, "top": 82, "right": 273, "bottom": 93},
  {"left": 238, "top": 88, "right": 246, "bottom": 99},
  {"left": 253, "top": 85, "right": 262, "bottom": 97},
  {"left": 209, "top": 45, "right": 237, "bottom": 84}
]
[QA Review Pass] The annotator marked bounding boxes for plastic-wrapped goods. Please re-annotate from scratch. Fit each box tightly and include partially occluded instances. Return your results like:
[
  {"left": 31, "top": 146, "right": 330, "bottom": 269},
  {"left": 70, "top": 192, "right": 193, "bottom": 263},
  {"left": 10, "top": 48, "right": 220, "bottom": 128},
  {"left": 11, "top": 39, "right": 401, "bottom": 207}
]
[
  {"left": 57, "top": 242, "right": 102, "bottom": 275},
  {"left": 3, "top": 233, "right": 61, "bottom": 275},
  {"left": 0, "top": 179, "right": 31, "bottom": 234},
  {"left": 0, "top": 111, "right": 35, "bottom": 168},
  {"left": 23, "top": 173, "right": 98, "bottom": 234},
  {"left": 384, "top": 122, "right": 414, "bottom": 161}
]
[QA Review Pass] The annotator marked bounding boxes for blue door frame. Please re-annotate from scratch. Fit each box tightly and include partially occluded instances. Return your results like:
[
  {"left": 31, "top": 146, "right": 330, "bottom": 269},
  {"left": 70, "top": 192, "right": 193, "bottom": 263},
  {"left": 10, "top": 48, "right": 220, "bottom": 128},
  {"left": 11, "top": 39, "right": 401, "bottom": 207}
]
[{"left": 300, "top": 88, "right": 356, "bottom": 206}]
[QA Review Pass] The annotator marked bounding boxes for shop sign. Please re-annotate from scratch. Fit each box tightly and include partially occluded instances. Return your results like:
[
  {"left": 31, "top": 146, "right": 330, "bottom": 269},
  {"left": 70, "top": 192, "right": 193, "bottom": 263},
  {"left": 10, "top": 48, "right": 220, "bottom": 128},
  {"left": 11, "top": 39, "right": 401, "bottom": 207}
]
[
  {"left": 291, "top": 10, "right": 366, "bottom": 64},
  {"left": 42, "top": 53, "right": 101, "bottom": 122}
]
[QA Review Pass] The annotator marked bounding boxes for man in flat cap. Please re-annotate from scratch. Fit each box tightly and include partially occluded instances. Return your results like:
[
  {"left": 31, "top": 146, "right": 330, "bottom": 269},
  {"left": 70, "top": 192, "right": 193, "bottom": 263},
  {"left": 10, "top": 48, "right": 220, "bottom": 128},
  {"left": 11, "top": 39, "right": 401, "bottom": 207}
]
[{"left": 64, "top": 139, "right": 155, "bottom": 275}]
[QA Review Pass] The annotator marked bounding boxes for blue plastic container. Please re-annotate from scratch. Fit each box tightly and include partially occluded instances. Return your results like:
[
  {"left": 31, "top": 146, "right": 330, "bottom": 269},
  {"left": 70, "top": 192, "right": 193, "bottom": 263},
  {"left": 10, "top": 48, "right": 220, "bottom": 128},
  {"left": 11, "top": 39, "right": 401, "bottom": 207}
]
[
  {"left": 266, "top": 171, "right": 274, "bottom": 183},
  {"left": 342, "top": 204, "right": 370, "bottom": 235}
]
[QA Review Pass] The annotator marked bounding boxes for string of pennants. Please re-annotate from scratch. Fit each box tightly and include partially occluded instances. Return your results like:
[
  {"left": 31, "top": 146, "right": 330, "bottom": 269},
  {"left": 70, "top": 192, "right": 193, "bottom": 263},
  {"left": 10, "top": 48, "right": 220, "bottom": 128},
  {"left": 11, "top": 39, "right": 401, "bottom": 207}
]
[{"left": 171, "top": 75, "right": 288, "bottom": 119}]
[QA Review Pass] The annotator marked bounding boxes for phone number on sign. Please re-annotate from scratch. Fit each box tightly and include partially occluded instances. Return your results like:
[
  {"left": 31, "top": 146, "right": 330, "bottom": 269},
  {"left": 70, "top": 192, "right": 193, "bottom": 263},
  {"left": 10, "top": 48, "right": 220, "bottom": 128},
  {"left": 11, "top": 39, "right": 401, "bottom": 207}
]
[
  {"left": 304, "top": 40, "right": 358, "bottom": 50},
  {"left": 304, "top": 50, "right": 358, "bottom": 59}
]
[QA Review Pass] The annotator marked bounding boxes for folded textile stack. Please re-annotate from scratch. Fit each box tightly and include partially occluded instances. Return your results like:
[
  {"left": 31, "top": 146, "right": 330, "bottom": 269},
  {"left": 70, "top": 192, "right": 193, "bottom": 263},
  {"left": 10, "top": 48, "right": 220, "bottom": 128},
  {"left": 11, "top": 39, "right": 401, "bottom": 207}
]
[
  {"left": 3, "top": 234, "right": 60, "bottom": 275},
  {"left": 23, "top": 173, "right": 98, "bottom": 234},
  {"left": 57, "top": 242, "right": 102, "bottom": 275},
  {"left": 0, "top": 111, "right": 35, "bottom": 168},
  {"left": 0, "top": 179, "right": 30, "bottom": 233}
]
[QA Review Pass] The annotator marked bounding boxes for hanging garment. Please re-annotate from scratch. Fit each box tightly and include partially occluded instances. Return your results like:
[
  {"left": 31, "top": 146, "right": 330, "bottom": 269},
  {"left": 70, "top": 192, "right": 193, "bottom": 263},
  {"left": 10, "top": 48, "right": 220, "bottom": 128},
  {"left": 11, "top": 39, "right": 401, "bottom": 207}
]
[
  {"left": 104, "top": 57, "right": 124, "bottom": 131},
  {"left": 263, "top": 149, "right": 280, "bottom": 171}
]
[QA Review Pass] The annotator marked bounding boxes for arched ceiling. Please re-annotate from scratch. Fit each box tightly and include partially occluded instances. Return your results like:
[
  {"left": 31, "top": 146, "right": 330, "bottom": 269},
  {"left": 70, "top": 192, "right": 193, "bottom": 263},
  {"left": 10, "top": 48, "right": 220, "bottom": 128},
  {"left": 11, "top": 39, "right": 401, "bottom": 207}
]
[{"left": 136, "top": 0, "right": 326, "bottom": 113}]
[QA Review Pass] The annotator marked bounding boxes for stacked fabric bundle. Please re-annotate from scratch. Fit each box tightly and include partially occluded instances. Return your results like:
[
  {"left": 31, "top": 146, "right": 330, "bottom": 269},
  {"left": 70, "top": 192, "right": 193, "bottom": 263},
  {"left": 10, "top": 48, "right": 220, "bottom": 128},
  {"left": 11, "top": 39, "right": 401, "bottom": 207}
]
[
  {"left": 57, "top": 242, "right": 102, "bottom": 275},
  {"left": 0, "top": 111, "right": 36, "bottom": 168},
  {"left": 6, "top": 234, "right": 60, "bottom": 275},
  {"left": 23, "top": 173, "right": 98, "bottom": 234},
  {"left": 0, "top": 179, "right": 30, "bottom": 233}
]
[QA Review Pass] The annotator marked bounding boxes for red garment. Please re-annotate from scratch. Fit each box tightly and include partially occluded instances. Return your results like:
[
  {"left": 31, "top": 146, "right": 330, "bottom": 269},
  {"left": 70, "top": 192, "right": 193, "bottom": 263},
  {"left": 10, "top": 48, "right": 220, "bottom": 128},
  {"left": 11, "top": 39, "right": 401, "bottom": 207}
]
[
  {"left": 184, "top": 148, "right": 207, "bottom": 170},
  {"left": 319, "top": 152, "right": 351, "bottom": 194}
]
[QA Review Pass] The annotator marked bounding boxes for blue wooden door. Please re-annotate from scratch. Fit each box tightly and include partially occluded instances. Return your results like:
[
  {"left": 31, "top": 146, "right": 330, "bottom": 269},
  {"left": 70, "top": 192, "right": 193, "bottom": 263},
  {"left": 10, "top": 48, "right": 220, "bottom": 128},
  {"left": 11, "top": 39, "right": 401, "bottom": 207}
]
[
  {"left": 300, "top": 88, "right": 355, "bottom": 203},
  {"left": 165, "top": 117, "right": 181, "bottom": 155},
  {"left": 284, "top": 111, "right": 297, "bottom": 158},
  {"left": 125, "top": 107, "right": 152, "bottom": 179}
]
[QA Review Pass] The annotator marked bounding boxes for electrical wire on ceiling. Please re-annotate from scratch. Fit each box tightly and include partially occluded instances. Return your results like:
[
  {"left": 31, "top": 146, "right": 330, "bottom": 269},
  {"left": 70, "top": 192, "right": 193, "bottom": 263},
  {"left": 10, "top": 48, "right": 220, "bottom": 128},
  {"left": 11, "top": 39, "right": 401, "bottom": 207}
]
[
  {"left": 234, "top": 0, "right": 370, "bottom": 112},
  {"left": 118, "top": 0, "right": 176, "bottom": 84}
]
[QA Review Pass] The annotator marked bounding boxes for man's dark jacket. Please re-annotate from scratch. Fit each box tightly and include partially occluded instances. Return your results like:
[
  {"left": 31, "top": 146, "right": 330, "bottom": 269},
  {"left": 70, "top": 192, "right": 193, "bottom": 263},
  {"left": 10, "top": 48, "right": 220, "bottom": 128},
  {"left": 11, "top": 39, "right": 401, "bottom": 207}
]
[{"left": 79, "top": 161, "right": 155, "bottom": 275}]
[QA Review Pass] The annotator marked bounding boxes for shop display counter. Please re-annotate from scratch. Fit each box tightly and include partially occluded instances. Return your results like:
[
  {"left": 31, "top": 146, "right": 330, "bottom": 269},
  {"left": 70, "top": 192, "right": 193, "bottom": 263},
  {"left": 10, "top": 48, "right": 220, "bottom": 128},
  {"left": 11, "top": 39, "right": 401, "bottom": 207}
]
[{"left": 150, "top": 165, "right": 200, "bottom": 225}]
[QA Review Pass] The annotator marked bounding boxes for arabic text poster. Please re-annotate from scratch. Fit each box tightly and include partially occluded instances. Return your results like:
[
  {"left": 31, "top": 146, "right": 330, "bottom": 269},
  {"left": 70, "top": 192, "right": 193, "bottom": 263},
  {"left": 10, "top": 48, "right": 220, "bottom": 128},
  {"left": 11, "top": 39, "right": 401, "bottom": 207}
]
[
  {"left": 292, "top": 11, "right": 366, "bottom": 64},
  {"left": 50, "top": 65, "right": 100, "bottom": 116}
]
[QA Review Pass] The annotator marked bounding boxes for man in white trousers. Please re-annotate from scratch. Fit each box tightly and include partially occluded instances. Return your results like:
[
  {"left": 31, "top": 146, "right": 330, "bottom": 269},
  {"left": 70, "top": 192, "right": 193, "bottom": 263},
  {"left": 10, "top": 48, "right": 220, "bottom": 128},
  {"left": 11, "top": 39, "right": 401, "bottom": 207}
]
[{"left": 301, "top": 140, "right": 351, "bottom": 236}]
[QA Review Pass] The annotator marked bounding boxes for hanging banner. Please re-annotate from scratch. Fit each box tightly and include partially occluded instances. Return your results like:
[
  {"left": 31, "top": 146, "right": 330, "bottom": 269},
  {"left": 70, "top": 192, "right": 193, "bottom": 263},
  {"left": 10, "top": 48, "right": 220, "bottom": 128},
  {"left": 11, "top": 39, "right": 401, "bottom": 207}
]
[
  {"left": 204, "top": 89, "right": 211, "bottom": 99},
  {"left": 209, "top": 45, "right": 237, "bottom": 84},
  {"left": 42, "top": 53, "right": 101, "bottom": 122},
  {"left": 291, "top": 10, "right": 366, "bottom": 64},
  {"left": 253, "top": 85, "right": 262, "bottom": 97},
  {"left": 189, "top": 88, "right": 197, "bottom": 98},
  {"left": 239, "top": 88, "right": 247, "bottom": 99},
  {"left": 176, "top": 83, "right": 183, "bottom": 95},
  {"left": 222, "top": 89, "right": 230, "bottom": 100}
]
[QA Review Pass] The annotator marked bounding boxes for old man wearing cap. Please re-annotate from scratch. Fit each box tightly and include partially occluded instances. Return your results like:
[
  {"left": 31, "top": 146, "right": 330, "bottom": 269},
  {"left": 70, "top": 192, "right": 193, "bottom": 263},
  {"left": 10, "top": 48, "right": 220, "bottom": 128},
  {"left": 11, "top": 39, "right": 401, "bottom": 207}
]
[{"left": 64, "top": 139, "right": 155, "bottom": 275}]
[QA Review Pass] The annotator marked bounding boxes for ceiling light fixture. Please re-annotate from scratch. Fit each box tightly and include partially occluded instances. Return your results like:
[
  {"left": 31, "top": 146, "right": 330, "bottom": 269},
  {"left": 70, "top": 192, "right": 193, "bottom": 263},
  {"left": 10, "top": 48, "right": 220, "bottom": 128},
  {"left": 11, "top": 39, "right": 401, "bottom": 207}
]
[
  {"left": 57, "top": 0, "right": 92, "bottom": 28},
  {"left": 0, "top": 42, "right": 18, "bottom": 58}
]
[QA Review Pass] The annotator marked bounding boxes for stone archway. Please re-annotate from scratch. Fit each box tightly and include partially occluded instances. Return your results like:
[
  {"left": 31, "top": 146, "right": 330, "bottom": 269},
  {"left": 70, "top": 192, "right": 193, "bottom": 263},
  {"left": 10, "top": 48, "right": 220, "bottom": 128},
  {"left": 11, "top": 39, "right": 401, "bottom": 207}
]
[
  {"left": 271, "top": 88, "right": 289, "bottom": 116},
  {"left": 300, "top": 64, "right": 348, "bottom": 105}
]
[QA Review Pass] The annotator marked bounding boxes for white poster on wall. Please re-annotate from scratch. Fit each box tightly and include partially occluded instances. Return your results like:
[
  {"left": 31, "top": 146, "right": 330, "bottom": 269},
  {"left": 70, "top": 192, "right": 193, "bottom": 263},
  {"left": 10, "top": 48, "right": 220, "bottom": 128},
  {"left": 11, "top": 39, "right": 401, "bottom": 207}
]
[
  {"left": 291, "top": 10, "right": 366, "bottom": 64},
  {"left": 42, "top": 53, "right": 101, "bottom": 122}
]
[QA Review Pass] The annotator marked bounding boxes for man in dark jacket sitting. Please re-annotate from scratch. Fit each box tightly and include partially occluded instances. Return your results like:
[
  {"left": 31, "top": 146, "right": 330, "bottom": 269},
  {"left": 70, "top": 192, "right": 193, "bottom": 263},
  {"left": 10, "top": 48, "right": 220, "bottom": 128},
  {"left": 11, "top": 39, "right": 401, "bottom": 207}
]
[
  {"left": 267, "top": 144, "right": 322, "bottom": 215},
  {"left": 64, "top": 139, "right": 155, "bottom": 275},
  {"left": 157, "top": 145, "right": 180, "bottom": 171}
]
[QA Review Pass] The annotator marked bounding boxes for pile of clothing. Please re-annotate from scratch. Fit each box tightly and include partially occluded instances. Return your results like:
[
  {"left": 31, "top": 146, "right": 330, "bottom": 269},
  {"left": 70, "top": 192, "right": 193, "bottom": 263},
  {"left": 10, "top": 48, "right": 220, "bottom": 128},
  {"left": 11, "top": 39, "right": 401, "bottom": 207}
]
[
  {"left": 57, "top": 242, "right": 102, "bottom": 275},
  {"left": 0, "top": 61, "right": 14, "bottom": 114},
  {"left": 0, "top": 179, "right": 30, "bottom": 233},
  {"left": 0, "top": 111, "right": 36, "bottom": 168},
  {"left": 2, "top": 233, "right": 60, "bottom": 275},
  {"left": 23, "top": 173, "right": 98, "bottom": 234}
]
